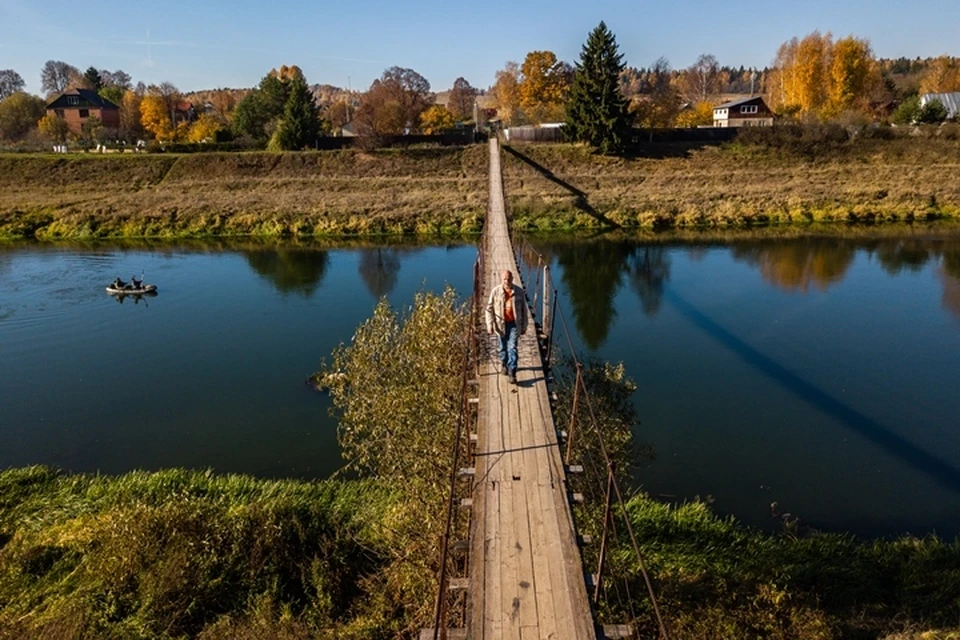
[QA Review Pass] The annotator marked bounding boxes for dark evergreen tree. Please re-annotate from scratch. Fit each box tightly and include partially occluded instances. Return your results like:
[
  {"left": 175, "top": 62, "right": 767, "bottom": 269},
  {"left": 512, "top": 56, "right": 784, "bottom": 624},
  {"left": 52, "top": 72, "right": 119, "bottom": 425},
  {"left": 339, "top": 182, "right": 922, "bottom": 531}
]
[
  {"left": 564, "top": 21, "right": 632, "bottom": 154},
  {"left": 271, "top": 73, "right": 320, "bottom": 150},
  {"left": 83, "top": 66, "right": 103, "bottom": 91}
]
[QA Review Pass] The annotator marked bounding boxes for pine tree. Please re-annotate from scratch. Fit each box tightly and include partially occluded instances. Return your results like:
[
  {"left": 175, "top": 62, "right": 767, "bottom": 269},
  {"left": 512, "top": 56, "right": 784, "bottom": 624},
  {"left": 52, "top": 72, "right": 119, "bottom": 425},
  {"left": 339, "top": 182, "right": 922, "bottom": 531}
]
[
  {"left": 270, "top": 73, "right": 320, "bottom": 151},
  {"left": 565, "top": 21, "right": 631, "bottom": 154}
]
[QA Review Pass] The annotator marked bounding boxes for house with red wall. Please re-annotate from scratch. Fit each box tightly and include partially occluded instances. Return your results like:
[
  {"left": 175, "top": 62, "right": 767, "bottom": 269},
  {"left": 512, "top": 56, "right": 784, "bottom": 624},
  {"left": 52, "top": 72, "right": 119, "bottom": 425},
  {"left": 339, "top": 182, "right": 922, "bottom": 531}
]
[{"left": 46, "top": 89, "right": 121, "bottom": 134}]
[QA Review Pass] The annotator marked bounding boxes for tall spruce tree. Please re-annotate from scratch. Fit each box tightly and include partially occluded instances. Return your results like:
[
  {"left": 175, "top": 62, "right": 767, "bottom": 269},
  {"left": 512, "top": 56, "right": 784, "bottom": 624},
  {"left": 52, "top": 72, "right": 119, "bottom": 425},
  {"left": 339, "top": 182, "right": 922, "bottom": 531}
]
[
  {"left": 565, "top": 22, "right": 632, "bottom": 154},
  {"left": 270, "top": 73, "right": 320, "bottom": 150}
]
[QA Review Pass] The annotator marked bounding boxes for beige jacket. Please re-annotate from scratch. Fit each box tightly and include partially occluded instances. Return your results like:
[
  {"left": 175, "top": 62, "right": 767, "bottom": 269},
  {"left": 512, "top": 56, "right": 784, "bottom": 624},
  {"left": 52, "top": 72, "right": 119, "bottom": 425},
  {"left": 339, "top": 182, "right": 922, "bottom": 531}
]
[{"left": 485, "top": 283, "right": 528, "bottom": 336}]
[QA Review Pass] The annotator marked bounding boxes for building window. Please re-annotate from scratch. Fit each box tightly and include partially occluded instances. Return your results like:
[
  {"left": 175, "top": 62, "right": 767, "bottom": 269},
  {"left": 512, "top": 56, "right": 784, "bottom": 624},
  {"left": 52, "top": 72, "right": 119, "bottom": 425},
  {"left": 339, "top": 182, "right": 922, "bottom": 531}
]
[
  {"left": 67, "top": 96, "right": 79, "bottom": 105},
  {"left": 55, "top": 109, "right": 65, "bottom": 118},
  {"left": 741, "top": 105, "right": 758, "bottom": 114},
  {"left": 79, "top": 109, "right": 89, "bottom": 118}
]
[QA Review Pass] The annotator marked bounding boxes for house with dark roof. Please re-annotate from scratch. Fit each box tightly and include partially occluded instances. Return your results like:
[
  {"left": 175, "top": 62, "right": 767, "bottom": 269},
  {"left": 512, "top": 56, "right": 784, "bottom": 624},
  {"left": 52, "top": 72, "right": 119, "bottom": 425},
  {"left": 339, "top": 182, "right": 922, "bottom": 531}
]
[
  {"left": 713, "top": 96, "right": 774, "bottom": 128},
  {"left": 46, "top": 88, "right": 120, "bottom": 134}
]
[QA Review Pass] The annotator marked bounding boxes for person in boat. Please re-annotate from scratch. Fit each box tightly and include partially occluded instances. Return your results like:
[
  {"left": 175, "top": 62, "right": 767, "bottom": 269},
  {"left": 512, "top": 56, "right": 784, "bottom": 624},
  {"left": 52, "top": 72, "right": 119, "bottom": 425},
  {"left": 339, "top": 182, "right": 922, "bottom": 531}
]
[
  {"left": 131, "top": 275, "right": 142, "bottom": 290},
  {"left": 112, "top": 277, "right": 127, "bottom": 290}
]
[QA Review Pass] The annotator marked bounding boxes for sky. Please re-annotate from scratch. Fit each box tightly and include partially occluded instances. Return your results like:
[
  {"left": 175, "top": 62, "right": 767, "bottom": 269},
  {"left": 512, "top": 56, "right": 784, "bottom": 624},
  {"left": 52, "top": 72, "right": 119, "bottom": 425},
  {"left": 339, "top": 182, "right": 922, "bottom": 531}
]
[{"left": 1, "top": 0, "right": 958, "bottom": 96}]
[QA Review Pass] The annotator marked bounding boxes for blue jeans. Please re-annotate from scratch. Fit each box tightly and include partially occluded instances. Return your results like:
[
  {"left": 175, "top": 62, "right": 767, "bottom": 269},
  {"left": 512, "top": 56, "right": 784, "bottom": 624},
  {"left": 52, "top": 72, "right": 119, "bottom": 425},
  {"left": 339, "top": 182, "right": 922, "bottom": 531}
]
[{"left": 497, "top": 321, "right": 519, "bottom": 374}]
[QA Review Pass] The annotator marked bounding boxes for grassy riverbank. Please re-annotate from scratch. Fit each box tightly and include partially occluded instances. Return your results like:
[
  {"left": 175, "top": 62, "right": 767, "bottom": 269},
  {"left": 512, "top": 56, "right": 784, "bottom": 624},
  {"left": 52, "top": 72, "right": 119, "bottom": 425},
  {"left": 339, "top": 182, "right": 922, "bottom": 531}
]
[
  {"left": 1, "top": 132, "right": 959, "bottom": 240},
  {"left": 503, "top": 134, "right": 960, "bottom": 231},
  {"left": 0, "top": 148, "right": 489, "bottom": 239},
  {"left": 2, "top": 467, "right": 959, "bottom": 639}
]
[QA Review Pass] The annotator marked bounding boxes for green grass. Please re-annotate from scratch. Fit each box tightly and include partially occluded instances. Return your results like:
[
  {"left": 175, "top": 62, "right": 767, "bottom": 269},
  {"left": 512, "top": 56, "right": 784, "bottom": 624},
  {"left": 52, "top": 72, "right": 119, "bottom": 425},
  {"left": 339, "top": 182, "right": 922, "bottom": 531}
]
[{"left": 0, "top": 466, "right": 402, "bottom": 639}]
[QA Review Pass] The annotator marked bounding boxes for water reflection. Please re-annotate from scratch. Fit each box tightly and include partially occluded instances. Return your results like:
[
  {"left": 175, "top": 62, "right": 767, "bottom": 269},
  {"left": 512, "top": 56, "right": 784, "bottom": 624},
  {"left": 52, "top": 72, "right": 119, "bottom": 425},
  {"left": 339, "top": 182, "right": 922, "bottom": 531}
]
[
  {"left": 628, "top": 246, "right": 670, "bottom": 317},
  {"left": 358, "top": 248, "right": 402, "bottom": 298},
  {"left": 550, "top": 239, "right": 636, "bottom": 350},
  {"left": 730, "top": 239, "right": 856, "bottom": 293},
  {"left": 242, "top": 249, "right": 330, "bottom": 296},
  {"left": 871, "top": 239, "right": 933, "bottom": 275}
]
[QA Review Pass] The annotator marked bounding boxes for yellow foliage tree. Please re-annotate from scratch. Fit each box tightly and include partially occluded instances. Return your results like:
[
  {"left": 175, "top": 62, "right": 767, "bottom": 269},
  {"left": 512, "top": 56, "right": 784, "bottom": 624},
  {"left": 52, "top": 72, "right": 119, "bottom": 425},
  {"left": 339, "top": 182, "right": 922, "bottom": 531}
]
[
  {"left": 187, "top": 113, "right": 223, "bottom": 143},
  {"left": 827, "top": 36, "right": 876, "bottom": 115},
  {"left": 418, "top": 105, "right": 455, "bottom": 134},
  {"left": 491, "top": 61, "right": 521, "bottom": 126},
  {"left": 675, "top": 101, "right": 715, "bottom": 128},
  {"left": 793, "top": 31, "right": 831, "bottom": 115},
  {"left": 920, "top": 55, "right": 960, "bottom": 93},
  {"left": 37, "top": 113, "right": 70, "bottom": 142},
  {"left": 120, "top": 89, "right": 142, "bottom": 136},
  {"left": 519, "top": 51, "right": 568, "bottom": 124},
  {"left": 139, "top": 94, "right": 173, "bottom": 141}
]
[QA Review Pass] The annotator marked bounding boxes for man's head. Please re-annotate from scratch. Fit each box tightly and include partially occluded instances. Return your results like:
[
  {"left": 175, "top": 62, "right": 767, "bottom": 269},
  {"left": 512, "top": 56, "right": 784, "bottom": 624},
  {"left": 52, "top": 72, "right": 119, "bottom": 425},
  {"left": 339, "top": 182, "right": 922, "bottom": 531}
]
[{"left": 501, "top": 270, "right": 514, "bottom": 291}]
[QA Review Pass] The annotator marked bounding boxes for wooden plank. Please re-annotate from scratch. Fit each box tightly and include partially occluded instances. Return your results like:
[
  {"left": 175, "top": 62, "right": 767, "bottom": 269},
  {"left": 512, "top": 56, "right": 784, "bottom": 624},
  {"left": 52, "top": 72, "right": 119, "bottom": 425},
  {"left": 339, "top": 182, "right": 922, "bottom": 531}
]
[
  {"left": 509, "top": 366, "right": 539, "bottom": 632},
  {"left": 515, "top": 358, "right": 558, "bottom": 640}
]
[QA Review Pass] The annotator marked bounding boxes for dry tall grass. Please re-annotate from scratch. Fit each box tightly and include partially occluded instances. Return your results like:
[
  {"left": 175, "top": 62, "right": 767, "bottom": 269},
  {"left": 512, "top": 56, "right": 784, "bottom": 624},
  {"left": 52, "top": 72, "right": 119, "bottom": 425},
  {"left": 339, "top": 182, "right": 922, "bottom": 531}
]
[{"left": 2, "top": 135, "right": 959, "bottom": 239}]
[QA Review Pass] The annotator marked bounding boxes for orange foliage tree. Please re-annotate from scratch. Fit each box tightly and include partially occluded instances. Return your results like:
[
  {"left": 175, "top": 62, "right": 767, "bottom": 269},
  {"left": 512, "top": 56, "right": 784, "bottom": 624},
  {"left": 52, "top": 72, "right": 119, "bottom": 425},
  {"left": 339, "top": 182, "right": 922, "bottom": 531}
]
[{"left": 519, "top": 51, "right": 569, "bottom": 124}]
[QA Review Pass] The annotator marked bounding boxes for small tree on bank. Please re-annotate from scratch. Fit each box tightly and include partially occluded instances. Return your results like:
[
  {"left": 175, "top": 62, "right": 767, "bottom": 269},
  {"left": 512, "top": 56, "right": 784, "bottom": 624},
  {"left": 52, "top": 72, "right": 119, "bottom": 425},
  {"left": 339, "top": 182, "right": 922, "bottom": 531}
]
[{"left": 565, "top": 21, "right": 632, "bottom": 154}]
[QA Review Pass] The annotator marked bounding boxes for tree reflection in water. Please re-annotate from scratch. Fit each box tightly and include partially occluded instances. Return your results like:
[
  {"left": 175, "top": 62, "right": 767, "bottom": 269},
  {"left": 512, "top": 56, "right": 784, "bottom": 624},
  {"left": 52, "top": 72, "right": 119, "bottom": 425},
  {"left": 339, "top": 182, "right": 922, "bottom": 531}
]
[
  {"left": 628, "top": 246, "right": 670, "bottom": 317},
  {"left": 358, "top": 248, "right": 402, "bottom": 299},
  {"left": 940, "top": 248, "right": 960, "bottom": 322},
  {"left": 553, "top": 240, "right": 635, "bottom": 350},
  {"left": 243, "top": 249, "right": 330, "bottom": 296},
  {"left": 730, "top": 239, "right": 856, "bottom": 292}
]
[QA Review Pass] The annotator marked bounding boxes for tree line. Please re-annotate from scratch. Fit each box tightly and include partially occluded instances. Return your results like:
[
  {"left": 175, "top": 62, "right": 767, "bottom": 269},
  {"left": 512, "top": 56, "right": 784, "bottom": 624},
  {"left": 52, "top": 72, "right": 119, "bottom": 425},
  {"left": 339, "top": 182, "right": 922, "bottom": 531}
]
[{"left": 1, "top": 26, "right": 958, "bottom": 152}]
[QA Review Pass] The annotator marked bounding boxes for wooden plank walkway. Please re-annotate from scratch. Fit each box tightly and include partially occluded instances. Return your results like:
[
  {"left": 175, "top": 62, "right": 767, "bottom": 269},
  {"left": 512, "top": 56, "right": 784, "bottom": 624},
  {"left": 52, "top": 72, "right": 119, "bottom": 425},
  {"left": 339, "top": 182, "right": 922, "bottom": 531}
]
[{"left": 467, "top": 139, "right": 596, "bottom": 639}]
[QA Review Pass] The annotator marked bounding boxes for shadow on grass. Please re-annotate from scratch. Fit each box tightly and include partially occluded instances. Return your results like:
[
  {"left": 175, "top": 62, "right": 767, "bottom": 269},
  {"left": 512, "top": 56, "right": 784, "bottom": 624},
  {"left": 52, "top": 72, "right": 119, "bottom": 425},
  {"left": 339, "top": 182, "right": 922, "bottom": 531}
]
[{"left": 502, "top": 144, "right": 620, "bottom": 229}]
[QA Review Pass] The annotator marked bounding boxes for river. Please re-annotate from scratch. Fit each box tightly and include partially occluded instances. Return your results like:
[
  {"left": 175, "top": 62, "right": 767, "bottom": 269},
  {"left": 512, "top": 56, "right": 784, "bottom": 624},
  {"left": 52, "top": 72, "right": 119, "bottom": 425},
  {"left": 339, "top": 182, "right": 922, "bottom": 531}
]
[{"left": 2, "top": 228, "right": 959, "bottom": 537}]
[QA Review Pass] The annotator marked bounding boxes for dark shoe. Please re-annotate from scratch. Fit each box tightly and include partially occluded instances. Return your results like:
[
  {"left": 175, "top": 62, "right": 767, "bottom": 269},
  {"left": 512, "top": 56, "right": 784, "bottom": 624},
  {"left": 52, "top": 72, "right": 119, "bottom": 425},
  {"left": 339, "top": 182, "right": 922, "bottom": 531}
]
[
  {"left": 508, "top": 373, "right": 517, "bottom": 385},
  {"left": 501, "top": 362, "right": 509, "bottom": 376}
]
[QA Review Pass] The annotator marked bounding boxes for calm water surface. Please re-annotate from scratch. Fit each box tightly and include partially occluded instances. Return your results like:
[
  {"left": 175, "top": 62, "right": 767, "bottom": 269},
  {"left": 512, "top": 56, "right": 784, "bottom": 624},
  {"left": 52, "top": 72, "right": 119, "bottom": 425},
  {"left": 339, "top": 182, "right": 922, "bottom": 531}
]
[{"left": 2, "top": 231, "right": 960, "bottom": 538}]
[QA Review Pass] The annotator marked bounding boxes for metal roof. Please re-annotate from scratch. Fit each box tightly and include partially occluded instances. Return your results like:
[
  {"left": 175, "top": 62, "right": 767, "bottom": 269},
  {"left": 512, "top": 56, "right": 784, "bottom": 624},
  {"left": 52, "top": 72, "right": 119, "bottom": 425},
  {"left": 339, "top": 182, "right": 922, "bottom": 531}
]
[
  {"left": 920, "top": 92, "right": 960, "bottom": 119},
  {"left": 713, "top": 96, "right": 764, "bottom": 110}
]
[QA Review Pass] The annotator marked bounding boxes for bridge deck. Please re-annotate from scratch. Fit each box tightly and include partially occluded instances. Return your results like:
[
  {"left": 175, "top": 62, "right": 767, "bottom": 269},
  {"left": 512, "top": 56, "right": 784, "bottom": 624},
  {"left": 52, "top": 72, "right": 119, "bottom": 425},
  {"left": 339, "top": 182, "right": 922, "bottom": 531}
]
[{"left": 467, "top": 139, "right": 595, "bottom": 639}]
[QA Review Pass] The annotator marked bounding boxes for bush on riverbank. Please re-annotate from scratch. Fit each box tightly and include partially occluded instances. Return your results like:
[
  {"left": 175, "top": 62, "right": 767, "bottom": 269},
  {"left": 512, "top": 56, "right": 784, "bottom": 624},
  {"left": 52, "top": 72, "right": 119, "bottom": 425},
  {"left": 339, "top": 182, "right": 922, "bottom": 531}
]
[{"left": 0, "top": 466, "right": 405, "bottom": 639}]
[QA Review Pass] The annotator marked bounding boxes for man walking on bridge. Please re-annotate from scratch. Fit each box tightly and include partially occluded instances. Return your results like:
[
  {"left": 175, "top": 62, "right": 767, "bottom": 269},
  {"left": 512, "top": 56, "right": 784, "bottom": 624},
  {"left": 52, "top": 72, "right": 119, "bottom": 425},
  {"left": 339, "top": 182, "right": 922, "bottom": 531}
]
[{"left": 485, "top": 269, "right": 528, "bottom": 385}]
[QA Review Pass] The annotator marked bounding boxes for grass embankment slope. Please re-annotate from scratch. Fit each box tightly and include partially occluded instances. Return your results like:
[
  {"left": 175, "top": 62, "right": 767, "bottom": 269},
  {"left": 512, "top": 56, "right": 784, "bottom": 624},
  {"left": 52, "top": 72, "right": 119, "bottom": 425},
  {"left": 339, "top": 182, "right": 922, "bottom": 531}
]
[
  {"left": 2, "top": 134, "right": 959, "bottom": 240},
  {"left": 0, "top": 147, "right": 490, "bottom": 239},
  {"left": 503, "top": 134, "right": 960, "bottom": 230}
]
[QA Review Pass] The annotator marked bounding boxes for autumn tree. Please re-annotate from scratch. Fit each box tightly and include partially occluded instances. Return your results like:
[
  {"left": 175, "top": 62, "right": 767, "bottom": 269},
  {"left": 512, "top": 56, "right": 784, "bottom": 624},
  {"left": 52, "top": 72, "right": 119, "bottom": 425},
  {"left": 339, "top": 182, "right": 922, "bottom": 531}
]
[
  {"left": 491, "top": 61, "right": 522, "bottom": 125},
  {"left": 187, "top": 113, "right": 224, "bottom": 143},
  {"left": 519, "top": 50, "right": 569, "bottom": 123},
  {"left": 0, "top": 70, "right": 25, "bottom": 100},
  {"left": 120, "top": 89, "right": 143, "bottom": 139},
  {"left": 140, "top": 94, "right": 174, "bottom": 141},
  {"left": 675, "top": 101, "right": 715, "bottom": 127},
  {"left": 920, "top": 55, "right": 960, "bottom": 93},
  {"left": 100, "top": 69, "right": 132, "bottom": 91},
  {"left": 768, "top": 31, "right": 879, "bottom": 120},
  {"left": 630, "top": 57, "right": 679, "bottom": 127},
  {"left": 827, "top": 36, "right": 877, "bottom": 115},
  {"left": 447, "top": 77, "right": 475, "bottom": 120},
  {"left": 565, "top": 21, "right": 632, "bottom": 153},
  {"left": 678, "top": 54, "right": 720, "bottom": 104},
  {"left": 40, "top": 60, "right": 80, "bottom": 96},
  {"left": 269, "top": 71, "right": 321, "bottom": 150},
  {"left": 37, "top": 113, "right": 70, "bottom": 142},
  {"left": 355, "top": 67, "right": 432, "bottom": 135},
  {"left": 419, "top": 104, "right": 455, "bottom": 134},
  {"left": 0, "top": 92, "right": 46, "bottom": 140},
  {"left": 326, "top": 100, "right": 351, "bottom": 131}
]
